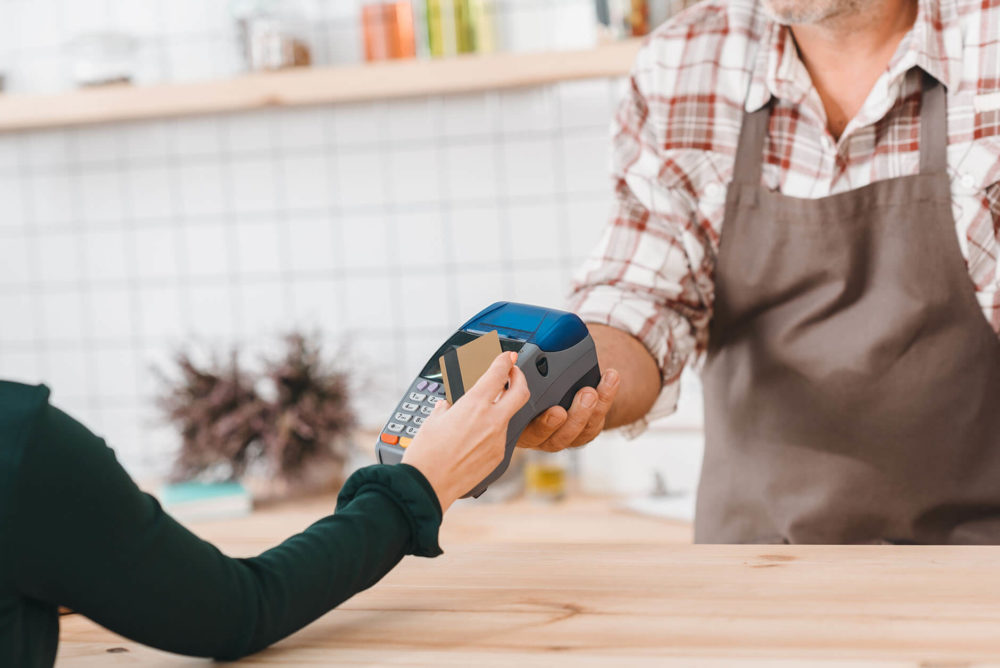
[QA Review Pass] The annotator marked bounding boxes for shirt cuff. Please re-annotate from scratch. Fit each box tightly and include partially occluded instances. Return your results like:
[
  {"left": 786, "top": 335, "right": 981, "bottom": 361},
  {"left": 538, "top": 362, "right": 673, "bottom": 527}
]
[
  {"left": 337, "top": 464, "right": 443, "bottom": 557},
  {"left": 568, "top": 285, "right": 687, "bottom": 438}
]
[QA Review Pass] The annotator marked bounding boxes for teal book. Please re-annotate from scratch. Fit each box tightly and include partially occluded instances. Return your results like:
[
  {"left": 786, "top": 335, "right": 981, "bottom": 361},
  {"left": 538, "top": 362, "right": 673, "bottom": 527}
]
[{"left": 159, "top": 480, "right": 253, "bottom": 523}]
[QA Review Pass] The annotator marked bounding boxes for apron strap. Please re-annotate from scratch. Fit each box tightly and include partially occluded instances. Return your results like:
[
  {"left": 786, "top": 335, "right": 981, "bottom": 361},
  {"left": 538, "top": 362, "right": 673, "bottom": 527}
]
[
  {"left": 731, "top": 99, "right": 772, "bottom": 187},
  {"left": 919, "top": 72, "right": 948, "bottom": 174},
  {"left": 732, "top": 71, "right": 948, "bottom": 185}
]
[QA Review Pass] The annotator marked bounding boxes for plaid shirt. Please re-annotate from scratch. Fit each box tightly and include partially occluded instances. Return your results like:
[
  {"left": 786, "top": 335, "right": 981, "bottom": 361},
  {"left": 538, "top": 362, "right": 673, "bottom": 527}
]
[{"left": 569, "top": 0, "right": 1000, "bottom": 433}]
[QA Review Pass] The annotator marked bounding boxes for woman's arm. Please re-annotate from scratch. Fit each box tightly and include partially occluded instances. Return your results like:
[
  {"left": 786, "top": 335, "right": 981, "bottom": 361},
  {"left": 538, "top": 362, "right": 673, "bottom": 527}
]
[
  {"left": 7, "top": 403, "right": 441, "bottom": 660},
  {"left": 7, "top": 352, "right": 528, "bottom": 660}
]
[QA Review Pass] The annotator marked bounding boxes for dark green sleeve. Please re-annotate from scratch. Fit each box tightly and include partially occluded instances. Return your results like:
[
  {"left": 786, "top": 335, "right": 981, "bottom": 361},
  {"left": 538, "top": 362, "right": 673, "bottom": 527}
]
[{"left": 7, "top": 404, "right": 442, "bottom": 660}]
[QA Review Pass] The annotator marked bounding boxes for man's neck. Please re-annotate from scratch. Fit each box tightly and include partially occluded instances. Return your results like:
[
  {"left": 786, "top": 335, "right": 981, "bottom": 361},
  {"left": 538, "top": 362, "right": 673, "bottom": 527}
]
[{"left": 789, "top": 0, "right": 919, "bottom": 139}]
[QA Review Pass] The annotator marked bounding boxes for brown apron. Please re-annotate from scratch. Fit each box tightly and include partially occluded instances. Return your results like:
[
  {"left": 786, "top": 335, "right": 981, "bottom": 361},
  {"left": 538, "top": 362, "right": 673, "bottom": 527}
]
[{"left": 697, "top": 74, "right": 1000, "bottom": 544}]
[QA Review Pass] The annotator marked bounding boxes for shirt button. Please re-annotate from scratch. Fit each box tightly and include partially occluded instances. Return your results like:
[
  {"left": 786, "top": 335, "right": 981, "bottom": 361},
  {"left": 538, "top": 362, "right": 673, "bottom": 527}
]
[{"left": 960, "top": 173, "right": 976, "bottom": 189}]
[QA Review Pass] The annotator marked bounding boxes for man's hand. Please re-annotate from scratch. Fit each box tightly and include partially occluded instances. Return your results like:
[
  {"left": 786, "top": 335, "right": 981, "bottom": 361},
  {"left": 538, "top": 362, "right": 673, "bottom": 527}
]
[
  {"left": 516, "top": 323, "right": 660, "bottom": 453},
  {"left": 516, "top": 369, "right": 620, "bottom": 452}
]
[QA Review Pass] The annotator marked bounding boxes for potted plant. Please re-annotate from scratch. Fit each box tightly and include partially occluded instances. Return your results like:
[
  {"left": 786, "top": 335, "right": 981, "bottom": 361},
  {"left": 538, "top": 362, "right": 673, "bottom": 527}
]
[{"left": 157, "top": 332, "right": 357, "bottom": 508}]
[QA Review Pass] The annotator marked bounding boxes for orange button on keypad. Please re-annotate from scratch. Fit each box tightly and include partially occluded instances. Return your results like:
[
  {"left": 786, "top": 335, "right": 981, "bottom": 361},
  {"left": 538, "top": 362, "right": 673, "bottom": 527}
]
[
  {"left": 399, "top": 437, "right": 412, "bottom": 449},
  {"left": 380, "top": 433, "right": 399, "bottom": 445}
]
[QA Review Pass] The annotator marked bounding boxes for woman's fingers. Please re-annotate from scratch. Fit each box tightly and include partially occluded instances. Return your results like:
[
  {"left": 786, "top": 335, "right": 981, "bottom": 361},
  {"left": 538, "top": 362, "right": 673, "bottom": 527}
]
[
  {"left": 465, "top": 351, "right": 518, "bottom": 402},
  {"left": 494, "top": 365, "right": 530, "bottom": 418},
  {"left": 422, "top": 396, "right": 448, "bottom": 425}
]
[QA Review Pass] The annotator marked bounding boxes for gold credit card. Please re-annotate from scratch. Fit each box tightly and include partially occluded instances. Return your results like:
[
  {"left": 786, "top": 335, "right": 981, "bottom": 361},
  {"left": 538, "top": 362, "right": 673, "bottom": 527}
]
[{"left": 440, "top": 330, "right": 502, "bottom": 404}]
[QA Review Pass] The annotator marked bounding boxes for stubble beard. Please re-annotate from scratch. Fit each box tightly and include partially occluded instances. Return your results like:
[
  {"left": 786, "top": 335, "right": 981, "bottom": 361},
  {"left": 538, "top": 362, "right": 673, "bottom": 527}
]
[{"left": 759, "top": 0, "right": 866, "bottom": 25}]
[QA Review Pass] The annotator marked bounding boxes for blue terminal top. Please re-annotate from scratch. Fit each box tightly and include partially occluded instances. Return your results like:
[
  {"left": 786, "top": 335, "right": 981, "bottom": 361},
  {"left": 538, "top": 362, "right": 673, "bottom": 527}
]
[{"left": 460, "top": 302, "right": 590, "bottom": 353}]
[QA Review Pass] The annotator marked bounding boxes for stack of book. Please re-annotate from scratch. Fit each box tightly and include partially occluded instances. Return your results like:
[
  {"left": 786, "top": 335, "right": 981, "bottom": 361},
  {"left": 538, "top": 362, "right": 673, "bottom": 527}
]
[
  {"left": 362, "top": 0, "right": 617, "bottom": 62},
  {"left": 358, "top": 0, "right": 685, "bottom": 63},
  {"left": 158, "top": 480, "right": 253, "bottom": 523},
  {"left": 426, "top": 0, "right": 497, "bottom": 56},
  {"left": 362, "top": 0, "right": 496, "bottom": 62}
]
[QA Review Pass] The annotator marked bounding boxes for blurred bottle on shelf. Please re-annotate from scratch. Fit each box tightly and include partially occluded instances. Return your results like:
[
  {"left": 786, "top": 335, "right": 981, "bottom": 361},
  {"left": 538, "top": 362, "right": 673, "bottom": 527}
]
[
  {"left": 362, "top": 2, "right": 418, "bottom": 61},
  {"left": 68, "top": 32, "right": 139, "bottom": 87},
  {"left": 499, "top": 0, "right": 596, "bottom": 53},
  {"left": 426, "top": 0, "right": 459, "bottom": 57},
  {"left": 628, "top": 0, "right": 650, "bottom": 35},
  {"left": 466, "top": 0, "right": 498, "bottom": 53},
  {"left": 427, "top": 0, "right": 497, "bottom": 57},
  {"left": 524, "top": 449, "right": 570, "bottom": 503},
  {"left": 596, "top": 0, "right": 645, "bottom": 38},
  {"left": 597, "top": 0, "right": 693, "bottom": 38},
  {"left": 231, "top": 0, "right": 314, "bottom": 71}
]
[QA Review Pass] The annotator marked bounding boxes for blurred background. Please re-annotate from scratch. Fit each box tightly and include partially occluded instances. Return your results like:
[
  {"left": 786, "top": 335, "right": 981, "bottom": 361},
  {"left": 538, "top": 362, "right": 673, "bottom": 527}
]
[{"left": 0, "top": 0, "right": 703, "bottom": 516}]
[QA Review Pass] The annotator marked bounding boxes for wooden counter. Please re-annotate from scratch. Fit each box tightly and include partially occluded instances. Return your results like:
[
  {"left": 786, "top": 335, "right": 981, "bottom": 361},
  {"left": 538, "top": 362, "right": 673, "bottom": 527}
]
[{"left": 55, "top": 495, "right": 1000, "bottom": 666}]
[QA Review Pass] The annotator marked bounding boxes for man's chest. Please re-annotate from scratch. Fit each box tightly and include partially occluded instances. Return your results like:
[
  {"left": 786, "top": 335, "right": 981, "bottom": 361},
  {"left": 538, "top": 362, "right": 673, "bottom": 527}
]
[{"left": 662, "top": 100, "right": 1000, "bottom": 279}]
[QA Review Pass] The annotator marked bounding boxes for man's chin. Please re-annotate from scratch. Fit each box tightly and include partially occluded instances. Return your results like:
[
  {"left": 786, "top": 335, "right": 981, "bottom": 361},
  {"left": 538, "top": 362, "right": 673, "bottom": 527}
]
[{"left": 760, "top": 0, "right": 843, "bottom": 24}]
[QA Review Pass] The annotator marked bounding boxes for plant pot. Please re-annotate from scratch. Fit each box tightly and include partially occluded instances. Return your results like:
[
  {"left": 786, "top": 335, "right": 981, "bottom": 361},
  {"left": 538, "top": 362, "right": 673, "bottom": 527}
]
[{"left": 242, "top": 455, "right": 347, "bottom": 506}]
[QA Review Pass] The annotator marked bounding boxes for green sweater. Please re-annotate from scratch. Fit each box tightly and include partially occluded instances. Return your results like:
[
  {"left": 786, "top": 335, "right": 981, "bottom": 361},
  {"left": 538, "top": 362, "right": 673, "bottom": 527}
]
[{"left": 0, "top": 382, "right": 443, "bottom": 666}]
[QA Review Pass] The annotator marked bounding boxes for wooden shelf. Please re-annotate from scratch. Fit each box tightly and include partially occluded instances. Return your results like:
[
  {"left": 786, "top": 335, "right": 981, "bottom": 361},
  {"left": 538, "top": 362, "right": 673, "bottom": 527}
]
[{"left": 0, "top": 40, "right": 641, "bottom": 133}]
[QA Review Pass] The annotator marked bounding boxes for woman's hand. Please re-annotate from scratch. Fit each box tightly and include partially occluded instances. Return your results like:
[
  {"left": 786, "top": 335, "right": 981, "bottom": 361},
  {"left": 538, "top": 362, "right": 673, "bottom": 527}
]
[{"left": 402, "top": 351, "right": 530, "bottom": 513}]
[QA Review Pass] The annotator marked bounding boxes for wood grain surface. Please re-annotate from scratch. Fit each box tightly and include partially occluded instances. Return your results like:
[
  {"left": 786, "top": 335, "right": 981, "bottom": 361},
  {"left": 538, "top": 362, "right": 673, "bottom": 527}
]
[{"left": 55, "top": 495, "right": 1000, "bottom": 667}]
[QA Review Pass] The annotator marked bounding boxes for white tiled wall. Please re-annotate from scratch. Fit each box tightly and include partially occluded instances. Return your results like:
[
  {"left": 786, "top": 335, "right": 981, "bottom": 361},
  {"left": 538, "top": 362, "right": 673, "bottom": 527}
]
[
  {"left": 0, "top": 3, "right": 705, "bottom": 494},
  {"left": 0, "top": 82, "right": 615, "bottom": 472}
]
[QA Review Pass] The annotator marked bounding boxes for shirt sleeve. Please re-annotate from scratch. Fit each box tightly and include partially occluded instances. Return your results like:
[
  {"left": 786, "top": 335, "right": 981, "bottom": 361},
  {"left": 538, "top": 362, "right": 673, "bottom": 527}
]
[
  {"left": 7, "top": 401, "right": 442, "bottom": 661},
  {"left": 568, "top": 55, "right": 714, "bottom": 437}
]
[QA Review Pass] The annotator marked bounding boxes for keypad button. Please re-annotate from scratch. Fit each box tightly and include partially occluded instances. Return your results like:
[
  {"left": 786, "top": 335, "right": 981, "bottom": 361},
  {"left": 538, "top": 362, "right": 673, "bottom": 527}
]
[
  {"left": 409, "top": 392, "right": 426, "bottom": 402},
  {"left": 425, "top": 382, "right": 439, "bottom": 393},
  {"left": 399, "top": 437, "right": 412, "bottom": 448},
  {"left": 420, "top": 405, "right": 433, "bottom": 415},
  {"left": 426, "top": 396, "right": 441, "bottom": 405},
  {"left": 405, "top": 426, "right": 419, "bottom": 436},
  {"left": 394, "top": 412, "right": 412, "bottom": 423},
  {"left": 416, "top": 380, "right": 429, "bottom": 390},
  {"left": 413, "top": 416, "right": 425, "bottom": 425},
  {"left": 402, "top": 402, "right": 419, "bottom": 412},
  {"left": 387, "top": 422, "right": 403, "bottom": 432},
  {"left": 381, "top": 433, "right": 399, "bottom": 445}
]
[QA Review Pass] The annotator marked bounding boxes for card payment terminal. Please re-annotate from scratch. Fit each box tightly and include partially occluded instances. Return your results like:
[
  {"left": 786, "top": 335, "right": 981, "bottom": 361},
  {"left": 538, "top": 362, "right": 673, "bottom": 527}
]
[{"left": 375, "top": 302, "right": 601, "bottom": 498}]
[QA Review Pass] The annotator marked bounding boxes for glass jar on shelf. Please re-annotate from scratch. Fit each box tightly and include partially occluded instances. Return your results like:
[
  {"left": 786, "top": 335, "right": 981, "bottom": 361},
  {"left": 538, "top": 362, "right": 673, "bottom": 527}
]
[
  {"left": 524, "top": 448, "right": 572, "bottom": 503},
  {"left": 497, "top": 0, "right": 596, "bottom": 53},
  {"left": 230, "top": 0, "right": 316, "bottom": 72},
  {"left": 67, "top": 32, "right": 140, "bottom": 87},
  {"left": 597, "top": 0, "right": 652, "bottom": 39}
]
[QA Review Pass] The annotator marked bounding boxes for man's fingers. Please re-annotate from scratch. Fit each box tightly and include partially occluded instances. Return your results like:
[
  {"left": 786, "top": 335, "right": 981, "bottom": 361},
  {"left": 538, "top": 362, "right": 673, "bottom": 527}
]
[
  {"left": 465, "top": 351, "right": 517, "bottom": 401},
  {"left": 515, "top": 370, "right": 617, "bottom": 450},
  {"left": 593, "top": 369, "right": 619, "bottom": 415},
  {"left": 572, "top": 415, "right": 607, "bottom": 448},
  {"left": 572, "top": 369, "right": 619, "bottom": 443},
  {"left": 495, "top": 365, "right": 530, "bottom": 417},
  {"left": 539, "top": 387, "right": 598, "bottom": 451},
  {"left": 516, "top": 406, "right": 567, "bottom": 448}
]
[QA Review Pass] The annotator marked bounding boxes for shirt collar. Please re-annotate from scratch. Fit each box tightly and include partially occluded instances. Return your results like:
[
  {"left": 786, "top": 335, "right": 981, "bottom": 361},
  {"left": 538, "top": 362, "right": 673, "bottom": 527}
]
[
  {"left": 744, "top": 0, "right": 963, "bottom": 114},
  {"left": 908, "top": 0, "right": 962, "bottom": 92}
]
